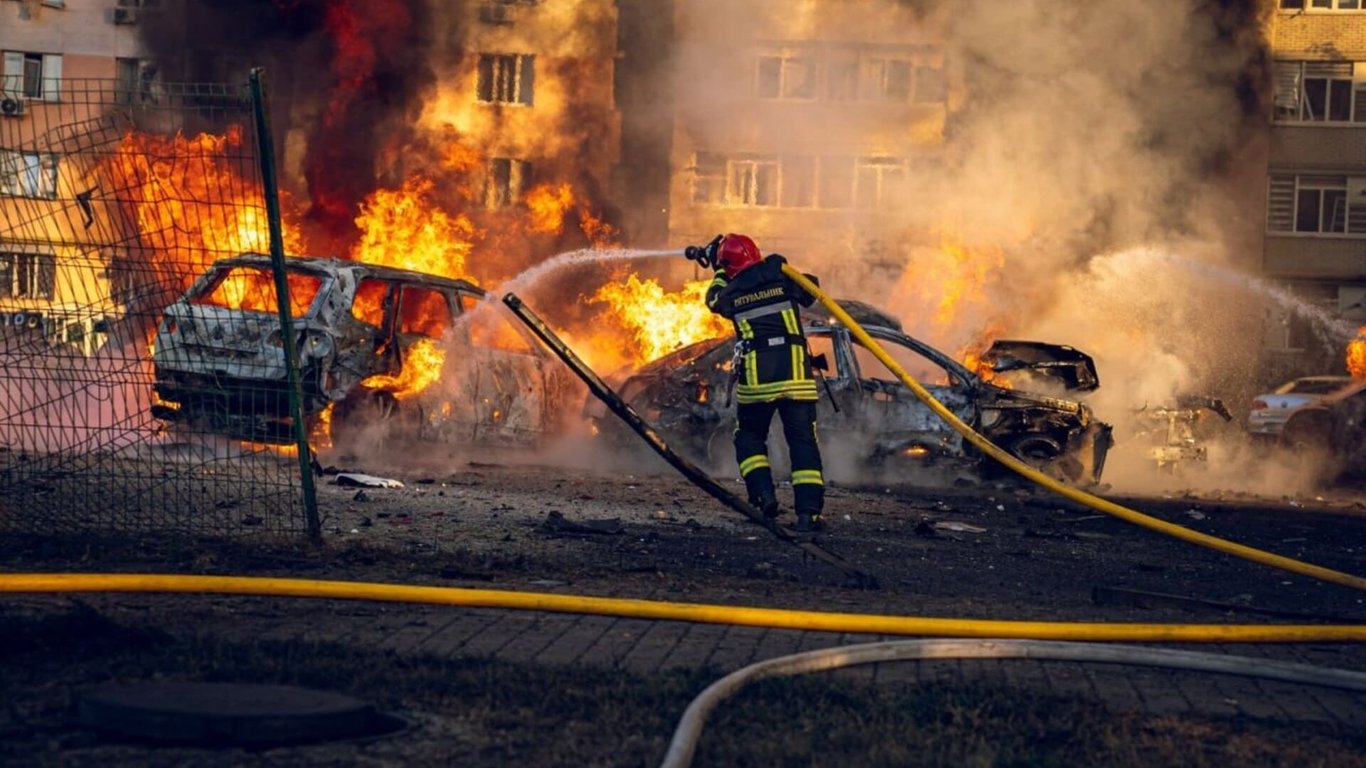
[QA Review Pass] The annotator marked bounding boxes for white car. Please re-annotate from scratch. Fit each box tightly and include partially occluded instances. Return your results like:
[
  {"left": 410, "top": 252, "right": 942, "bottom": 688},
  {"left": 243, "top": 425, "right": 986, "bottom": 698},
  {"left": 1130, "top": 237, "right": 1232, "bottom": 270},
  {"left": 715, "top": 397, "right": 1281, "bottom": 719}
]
[{"left": 1246, "top": 375, "right": 1353, "bottom": 437}]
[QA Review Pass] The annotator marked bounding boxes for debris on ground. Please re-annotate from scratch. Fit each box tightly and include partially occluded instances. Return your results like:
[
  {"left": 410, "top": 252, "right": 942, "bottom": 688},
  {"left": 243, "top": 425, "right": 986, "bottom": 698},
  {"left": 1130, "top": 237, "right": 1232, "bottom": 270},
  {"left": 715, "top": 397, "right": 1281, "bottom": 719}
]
[
  {"left": 335, "top": 473, "right": 405, "bottom": 488},
  {"left": 539, "top": 510, "right": 624, "bottom": 536},
  {"left": 933, "top": 520, "right": 988, "bottom": 534}
]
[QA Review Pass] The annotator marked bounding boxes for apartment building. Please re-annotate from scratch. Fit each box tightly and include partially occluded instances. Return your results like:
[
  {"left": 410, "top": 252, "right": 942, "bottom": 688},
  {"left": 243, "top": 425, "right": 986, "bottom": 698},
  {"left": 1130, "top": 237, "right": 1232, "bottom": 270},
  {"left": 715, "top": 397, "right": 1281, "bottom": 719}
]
[
  {"left": 660, "top": 0, "right": 957, "bottom": 288},
  {"left": 1264, "top": 0, "right": 1366, "bottom": 364},
  {"left": 0, "top": 0, "right": 150, "bottom": 355}
]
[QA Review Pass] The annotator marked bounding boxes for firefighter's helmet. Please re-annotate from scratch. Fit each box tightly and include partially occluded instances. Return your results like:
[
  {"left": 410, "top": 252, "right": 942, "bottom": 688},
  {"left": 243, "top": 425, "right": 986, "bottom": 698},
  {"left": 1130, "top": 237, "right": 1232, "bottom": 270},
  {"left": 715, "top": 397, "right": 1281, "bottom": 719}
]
[{"left": 716, "top": 233, "right": 762, "bottom": 276}]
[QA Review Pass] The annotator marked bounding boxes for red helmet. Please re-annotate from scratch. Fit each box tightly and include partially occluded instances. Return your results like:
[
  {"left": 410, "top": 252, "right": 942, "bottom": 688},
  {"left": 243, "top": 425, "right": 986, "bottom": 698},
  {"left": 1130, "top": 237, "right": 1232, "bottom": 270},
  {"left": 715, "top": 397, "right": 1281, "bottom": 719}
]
[{"left": 716, "top": 233, "right": 761, "bottom": 276}]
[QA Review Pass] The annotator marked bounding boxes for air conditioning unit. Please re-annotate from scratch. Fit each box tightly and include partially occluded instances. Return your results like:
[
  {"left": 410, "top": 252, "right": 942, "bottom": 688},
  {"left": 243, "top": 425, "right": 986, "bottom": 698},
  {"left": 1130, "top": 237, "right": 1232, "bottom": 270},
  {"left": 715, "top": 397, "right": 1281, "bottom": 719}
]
[
  {"left": 477, "top": 3, "right": 512, "bottom": 24},
  {"left": 104, "top": 7, "right": 138, "bottom": 24},
  {"left": 0, "top": 97, "right": 26, "bottom": 117}
]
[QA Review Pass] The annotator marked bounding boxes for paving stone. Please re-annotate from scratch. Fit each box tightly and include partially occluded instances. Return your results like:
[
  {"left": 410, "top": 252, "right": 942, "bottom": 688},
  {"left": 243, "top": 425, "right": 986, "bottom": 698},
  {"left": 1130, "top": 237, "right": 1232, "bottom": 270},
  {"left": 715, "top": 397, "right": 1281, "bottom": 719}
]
[
  {"left": 660, "top": 624, "right": 729, "bottom": 671},
  {"left": 618, "top": 621, "right": 692, "bottom": 673},
  {"left": 533, "top": 615, "right": 619, "bottom": 666}
]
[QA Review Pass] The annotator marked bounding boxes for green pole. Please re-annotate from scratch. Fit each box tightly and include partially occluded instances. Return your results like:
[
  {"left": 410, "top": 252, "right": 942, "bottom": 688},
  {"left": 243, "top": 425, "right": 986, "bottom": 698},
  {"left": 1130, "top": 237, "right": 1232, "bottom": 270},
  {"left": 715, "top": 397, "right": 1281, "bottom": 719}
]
[{"left": 249, "top": 67, "right": 320, "bottom": 542}]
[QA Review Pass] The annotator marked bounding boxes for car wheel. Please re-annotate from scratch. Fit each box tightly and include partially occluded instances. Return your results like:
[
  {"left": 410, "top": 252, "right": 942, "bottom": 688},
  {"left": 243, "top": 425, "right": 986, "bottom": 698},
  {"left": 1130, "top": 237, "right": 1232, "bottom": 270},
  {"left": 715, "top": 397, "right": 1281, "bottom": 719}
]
[{"left": 1002, "top": 433, "right": 1083, "bottom": 482}]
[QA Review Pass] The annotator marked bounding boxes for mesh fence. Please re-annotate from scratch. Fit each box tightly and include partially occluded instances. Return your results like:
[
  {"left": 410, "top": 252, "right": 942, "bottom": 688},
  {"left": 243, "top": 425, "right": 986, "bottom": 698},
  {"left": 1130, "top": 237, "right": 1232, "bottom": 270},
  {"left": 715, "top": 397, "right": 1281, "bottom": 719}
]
[{"left": 0, "top": 78, "right": 313, "bottom": 539}]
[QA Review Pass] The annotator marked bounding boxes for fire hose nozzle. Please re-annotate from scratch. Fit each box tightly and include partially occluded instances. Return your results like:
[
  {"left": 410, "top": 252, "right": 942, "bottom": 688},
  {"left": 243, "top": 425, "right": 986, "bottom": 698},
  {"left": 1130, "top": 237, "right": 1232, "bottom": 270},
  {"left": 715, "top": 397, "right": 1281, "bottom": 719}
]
[{"left": 684, "top": 245, "right": 714, "bottom": 269}]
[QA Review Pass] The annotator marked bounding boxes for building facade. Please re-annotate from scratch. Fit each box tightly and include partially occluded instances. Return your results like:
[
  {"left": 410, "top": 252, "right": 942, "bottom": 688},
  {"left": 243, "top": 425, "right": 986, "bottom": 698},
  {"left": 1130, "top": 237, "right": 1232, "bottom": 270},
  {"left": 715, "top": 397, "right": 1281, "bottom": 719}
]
[
  {"left": 1263, "top": 0, "right": 1366, "bottom": 368},
  {"left": 661, "top": 0, "right": 959, "bottom": 289},
  {"left": 0, "top": 0, "right": 149, "bottom": 354}
]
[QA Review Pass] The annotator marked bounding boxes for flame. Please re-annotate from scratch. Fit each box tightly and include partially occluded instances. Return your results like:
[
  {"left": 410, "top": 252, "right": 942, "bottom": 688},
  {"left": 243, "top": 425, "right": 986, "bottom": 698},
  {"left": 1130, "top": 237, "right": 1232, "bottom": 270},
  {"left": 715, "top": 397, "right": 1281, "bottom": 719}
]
[
  {"left": 1349, "top": 326, "right": 1366, "bottom": 380},
  {"left": 102, "top": 126, "right": 303, "bottom": 294},
  {"left": 352, "top": 176, "right": 479, "bottom": 281},
  {"left": 590, "top": 276, "right": 730, "bottom": 364},
  {"left": 888, "top": 237, "right": 1007, "bottom": 341},
  {"left": 524, "top": 182, "right": 575, "bottom": 234},
  {"left": 361, "top": 337, "right": 447, "bottom": 401},
  {"left": 958, "top": 320, "right": 1012, "bottom": 388}
]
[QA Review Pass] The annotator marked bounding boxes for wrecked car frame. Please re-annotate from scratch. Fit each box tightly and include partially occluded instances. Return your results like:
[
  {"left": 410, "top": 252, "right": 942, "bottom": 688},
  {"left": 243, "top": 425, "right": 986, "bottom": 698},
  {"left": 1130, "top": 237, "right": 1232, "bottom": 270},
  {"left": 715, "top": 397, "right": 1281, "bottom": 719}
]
[
  {"left": 150, "top": 254, "right": 568, "bottom": 447},
  {"left": 595, "top": 301, "right": 1113, "bottom": 486}
]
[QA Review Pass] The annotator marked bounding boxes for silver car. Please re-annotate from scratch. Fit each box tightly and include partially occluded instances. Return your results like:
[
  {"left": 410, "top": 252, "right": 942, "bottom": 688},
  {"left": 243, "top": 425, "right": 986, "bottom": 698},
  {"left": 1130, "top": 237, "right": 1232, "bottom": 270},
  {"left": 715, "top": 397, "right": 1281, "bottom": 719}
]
[{"left": 1246, "top": 375, "right": 1353, "bottom": 437}]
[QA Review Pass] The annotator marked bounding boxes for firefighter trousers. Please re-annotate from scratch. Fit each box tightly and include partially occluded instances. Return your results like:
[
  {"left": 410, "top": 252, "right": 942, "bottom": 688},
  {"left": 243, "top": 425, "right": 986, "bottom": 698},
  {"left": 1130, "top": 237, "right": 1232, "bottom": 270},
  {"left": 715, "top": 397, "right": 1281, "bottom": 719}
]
[{"left": 734, "top": 398, "right": 824, "bottom": 515}]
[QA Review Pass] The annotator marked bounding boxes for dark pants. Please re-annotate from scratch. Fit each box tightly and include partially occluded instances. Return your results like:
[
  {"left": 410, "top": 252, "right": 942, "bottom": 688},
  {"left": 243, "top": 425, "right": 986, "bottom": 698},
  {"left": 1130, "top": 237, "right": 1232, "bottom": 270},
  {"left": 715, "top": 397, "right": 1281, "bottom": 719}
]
[{"left": 734, "top": 398, "right": 824, "bottom": 515}]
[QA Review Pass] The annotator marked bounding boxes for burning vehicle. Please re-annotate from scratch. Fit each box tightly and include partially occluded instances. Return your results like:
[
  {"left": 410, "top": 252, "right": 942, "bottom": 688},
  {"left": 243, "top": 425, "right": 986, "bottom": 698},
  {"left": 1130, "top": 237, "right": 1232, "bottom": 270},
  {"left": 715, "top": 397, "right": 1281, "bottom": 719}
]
[
  {"left": 151, "top": 254, "right": 568, "bottom": 448},
  {"left": 595, "top": 301, "right": 1113, "bottom": 485},
  {"left": 1279, "top": 377, "right": 1366, "bottom": 481},
  {"left": 1131, "top": 395, "right": 1234, "bottom": 473}
]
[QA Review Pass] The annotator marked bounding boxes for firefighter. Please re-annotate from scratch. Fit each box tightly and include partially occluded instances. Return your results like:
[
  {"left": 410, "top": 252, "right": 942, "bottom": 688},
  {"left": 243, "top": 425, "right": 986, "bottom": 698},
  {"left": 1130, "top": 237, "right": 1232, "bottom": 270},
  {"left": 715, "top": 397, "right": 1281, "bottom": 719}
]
[{"left": 690, "top": 233, "right": 826, "bottom": 532}]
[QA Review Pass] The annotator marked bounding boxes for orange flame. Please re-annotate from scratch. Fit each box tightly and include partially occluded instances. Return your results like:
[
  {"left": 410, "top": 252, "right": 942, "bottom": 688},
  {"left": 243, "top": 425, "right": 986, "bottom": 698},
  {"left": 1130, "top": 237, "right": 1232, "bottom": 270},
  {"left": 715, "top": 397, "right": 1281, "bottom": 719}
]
[
  {"left": 524, "top": 182, "right": 575, "bottom": 234},
  {"left": 102, "top": 125, "right": 303, "bottom": 293},
  {"left": 1349, "top": 326, "right": 1366, "bottom": 380},
  {"left": 590, "top": 276, "right": 730, "bottom": 364},
  {"left": 352, "top": 176, "right": 479, "bottom": 281},
  {"left": 361, "top": 337, "right": 447, "bottom": 401}
]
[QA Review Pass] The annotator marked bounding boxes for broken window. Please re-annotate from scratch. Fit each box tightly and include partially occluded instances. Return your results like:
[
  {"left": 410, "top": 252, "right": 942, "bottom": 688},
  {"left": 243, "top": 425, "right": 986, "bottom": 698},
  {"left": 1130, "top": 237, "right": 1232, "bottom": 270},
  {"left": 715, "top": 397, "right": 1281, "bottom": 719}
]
[
  {"left": 1278, "top": 175, "right": 1366, "bottom": 234},
  {"left": 818, "top": 156, "right": 854, "bottom": 209},
  {"left": 484, "top": 157, "right": 530, "bottom": 208},
  {"left": 397, "top": 286, "right": 453, "bottom": 339},
  {"left": 1275, "top": 61, "right": 1365, "bottom": 122},
  {"left": 728, "top": 156, "right": 779, "bottom": 206},
  {"left": 691, "top": 151, "right": 726, "bottom": 204},
  {"left": 781, "top": 156, "right": 814, "bottom": 208},
  {"left": 189, "top": 265, "right": 320, "bottom": 316},
  {"left": 0, "top": 251, "right": 56, "bottom": 300},
  {"left": 476, "top": 53, "right": 534, "bottom": 105},
  {"left": 351, "top": 278, "right": 389, "bottom": 328},
  {"left": 0, "top": 150, "right": 58, "bottom": 199},
  {"left": 1, "top": 51, "right": 61, "bottom": 101},
  {"left": 755, "top": 54, "right": 815, "bottom": 100}
]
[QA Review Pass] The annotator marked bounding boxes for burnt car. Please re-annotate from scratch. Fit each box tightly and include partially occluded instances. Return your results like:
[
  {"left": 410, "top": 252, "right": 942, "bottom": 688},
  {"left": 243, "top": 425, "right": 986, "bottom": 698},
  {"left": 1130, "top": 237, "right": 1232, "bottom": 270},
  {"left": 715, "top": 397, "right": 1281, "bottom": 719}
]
[
  {"left": 595, "top": 301, "right": 1113, "bottom": 485},
  {"left": 1279, "top": 377, "right": 1366, "bottom": 481},
  {"left": 151, "top": 254, "right": 567, "bottom": 447}
]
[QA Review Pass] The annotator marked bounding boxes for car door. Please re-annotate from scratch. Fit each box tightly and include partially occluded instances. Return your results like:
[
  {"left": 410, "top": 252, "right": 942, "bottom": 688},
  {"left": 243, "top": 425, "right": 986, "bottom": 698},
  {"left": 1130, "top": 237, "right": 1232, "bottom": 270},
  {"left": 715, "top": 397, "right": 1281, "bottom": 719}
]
[
  {"left": 454, "top": 292, "right": 551, "bottom": 446},
  {"left": 842, "top": 327, "right": 978, "bottom": 458}
]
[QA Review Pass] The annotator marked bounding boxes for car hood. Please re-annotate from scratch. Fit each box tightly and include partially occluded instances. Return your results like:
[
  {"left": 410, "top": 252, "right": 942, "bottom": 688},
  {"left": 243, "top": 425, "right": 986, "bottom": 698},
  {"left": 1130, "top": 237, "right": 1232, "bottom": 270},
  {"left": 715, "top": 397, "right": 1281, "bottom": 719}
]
[{"left": 979, "top": 340, "right": 1100, "bottom": 392}]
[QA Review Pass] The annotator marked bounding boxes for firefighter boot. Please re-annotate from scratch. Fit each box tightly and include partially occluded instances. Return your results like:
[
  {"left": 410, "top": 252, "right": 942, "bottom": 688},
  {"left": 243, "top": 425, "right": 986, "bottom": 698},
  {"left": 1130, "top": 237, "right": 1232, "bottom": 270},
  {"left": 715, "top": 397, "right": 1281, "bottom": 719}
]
[
  {"left": 743, "top": 468, "right": 781, "bottom": 518},
  {"left": 795, "top": 511, "right": 825, "bottom": 533}
]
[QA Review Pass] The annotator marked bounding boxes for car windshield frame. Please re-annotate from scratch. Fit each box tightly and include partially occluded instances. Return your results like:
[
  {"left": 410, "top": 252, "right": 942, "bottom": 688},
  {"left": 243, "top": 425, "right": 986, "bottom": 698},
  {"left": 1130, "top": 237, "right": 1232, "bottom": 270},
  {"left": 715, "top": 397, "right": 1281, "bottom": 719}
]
[
  {"left": 856, "top": 326, "right": 978, "bottom": 390},
  {"left": 188, "top": 264, "right": 329, "bottom": 319}
]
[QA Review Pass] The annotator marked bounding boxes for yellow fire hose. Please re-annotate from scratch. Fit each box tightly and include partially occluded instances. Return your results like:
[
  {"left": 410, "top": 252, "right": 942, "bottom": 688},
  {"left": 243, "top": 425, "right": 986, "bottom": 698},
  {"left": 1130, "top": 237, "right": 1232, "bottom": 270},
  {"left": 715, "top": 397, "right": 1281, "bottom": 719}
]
[
  {"left": 2, "top": 572, "right": 1366, "bottom": 642},
  {"left": 780, "top": 264, "right": 1366, "bottom": 593}
]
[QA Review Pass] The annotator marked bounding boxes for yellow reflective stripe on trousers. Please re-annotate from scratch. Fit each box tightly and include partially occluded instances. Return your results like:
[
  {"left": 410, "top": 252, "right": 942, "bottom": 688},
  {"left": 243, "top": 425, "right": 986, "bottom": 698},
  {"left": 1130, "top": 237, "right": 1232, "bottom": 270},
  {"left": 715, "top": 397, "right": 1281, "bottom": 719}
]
[
  {"left": 792, "top": 469, "right": 824, "bottom": 486},
  {"left": 739, "top": 454, "right": 770, "bottom": 476}
]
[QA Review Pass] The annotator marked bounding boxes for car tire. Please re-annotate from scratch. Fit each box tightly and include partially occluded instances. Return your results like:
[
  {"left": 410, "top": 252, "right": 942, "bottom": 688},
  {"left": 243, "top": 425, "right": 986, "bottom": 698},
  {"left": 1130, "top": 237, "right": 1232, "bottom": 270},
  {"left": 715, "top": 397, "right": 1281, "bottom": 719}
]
[
  {"left": 331, "top": 390, "right": 415, "bottom": 454},
  {"left": 1002, "top": 433, "right": 1083, "bottom": 482}
]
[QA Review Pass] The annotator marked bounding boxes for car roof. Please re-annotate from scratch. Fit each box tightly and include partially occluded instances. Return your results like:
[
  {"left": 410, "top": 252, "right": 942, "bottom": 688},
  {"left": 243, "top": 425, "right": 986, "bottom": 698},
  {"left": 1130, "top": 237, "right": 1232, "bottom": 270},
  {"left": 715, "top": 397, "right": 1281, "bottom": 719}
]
[{"left": 215, "top": 253, "right": 485, "bottom": 296}]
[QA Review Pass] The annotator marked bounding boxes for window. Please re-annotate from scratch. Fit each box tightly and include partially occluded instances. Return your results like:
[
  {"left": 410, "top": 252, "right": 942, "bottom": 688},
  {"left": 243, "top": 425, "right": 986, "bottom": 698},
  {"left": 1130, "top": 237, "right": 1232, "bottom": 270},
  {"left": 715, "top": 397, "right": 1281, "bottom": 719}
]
[
  {"left": 1280, "top": 0, "right": 1364, "bottom": 9},
  {"left": 914, "top": 64, "right": 947, "bottom": 104},
  {"left": 855, "top": 157, "right": 907, "bottom": 210},
  {"left": 827, "top": 56, "right": 859, "bottom": 101},
  {"left": 115, "top": 57, "right": 157, "bottom": 105},
  {"left": 755, "top": 54, "right": 815, "bottom": 100},
  {"left": 691, "top": 152, "right": 726, "bottom": 204},
  {"left": 350, "top": 278, "right": 390, "bottom": 327},
  {"left": 0, "top": 151, "right": 58, "bottom": 199},
  {"left": 1275, "top": 61, "right": 1364, "bottom": 122},
  {"left": 728, "top": 156, "right": 779, "bottom": 206},
  {"left": 818, "top": 156, "right": 854, "bottom": 209},
  {"left": 1, "top": 51, "right": 61, "bottom": 101},
  {"left": 484, "top": 157, "right": 530, "bottom": 208},
  {"left": 0, "top": 252, "right": 56, "bottom": 299},
  {"left": 397, "top": 286, "right": 453, "bottom": 338},
  {"left": 476, "top": 53, "right": 534, "bottom": 105},
  {"left": 781, "top": 156, "right": 814, "bottom": 208},
  {"left": 1268, "top": 174, "right": 1366, "bottom": 235},
  {"left": 868, "top": 58, "right": 913, "bottom": 102},
  {"left": 189, "top": 266, "right": 321, "bottom": 316}
]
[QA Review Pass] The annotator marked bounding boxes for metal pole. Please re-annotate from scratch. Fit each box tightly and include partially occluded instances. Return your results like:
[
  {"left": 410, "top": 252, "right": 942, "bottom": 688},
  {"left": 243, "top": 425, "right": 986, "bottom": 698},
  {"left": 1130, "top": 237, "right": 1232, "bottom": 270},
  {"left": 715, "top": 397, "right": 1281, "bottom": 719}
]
[
  {"left": 249, "top": 68, "right": 320, "bottom": 542},
  {"left": 502, "top": 292, "right": 876, "bottom": 588}
]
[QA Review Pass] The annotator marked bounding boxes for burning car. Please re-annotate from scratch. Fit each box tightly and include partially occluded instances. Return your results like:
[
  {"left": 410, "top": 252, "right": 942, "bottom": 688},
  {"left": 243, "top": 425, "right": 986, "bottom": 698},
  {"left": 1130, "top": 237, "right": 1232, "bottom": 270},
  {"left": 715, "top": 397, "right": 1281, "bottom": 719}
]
[
  {"left": 595, "top": 301, "right": 1113, "bottom": 485},
  {"left": 1278, "top": 377, "right": 1366, "bottom": 481},
  {"left": 151, "top": 254, "right": 568, "bottom": 448}
]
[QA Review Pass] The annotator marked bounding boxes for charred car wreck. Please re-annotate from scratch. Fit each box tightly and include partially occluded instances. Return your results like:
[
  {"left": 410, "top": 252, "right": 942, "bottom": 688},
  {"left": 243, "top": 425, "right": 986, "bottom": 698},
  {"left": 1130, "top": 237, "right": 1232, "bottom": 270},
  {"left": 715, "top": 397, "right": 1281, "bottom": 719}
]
[
  {"left": 151, "top": 255, "right": 567, "bottom": 448},
  {"left": 597, "top": 301, "right": 1113, "bottom": 486}
]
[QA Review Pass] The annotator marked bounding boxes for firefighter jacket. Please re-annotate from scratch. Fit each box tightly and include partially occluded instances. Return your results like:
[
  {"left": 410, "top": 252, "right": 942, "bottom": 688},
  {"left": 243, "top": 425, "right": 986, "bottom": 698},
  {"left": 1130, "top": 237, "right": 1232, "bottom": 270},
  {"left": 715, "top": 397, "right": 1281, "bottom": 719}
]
[{"left": 705, "top": 254, "right": 820, "bottom": 404}]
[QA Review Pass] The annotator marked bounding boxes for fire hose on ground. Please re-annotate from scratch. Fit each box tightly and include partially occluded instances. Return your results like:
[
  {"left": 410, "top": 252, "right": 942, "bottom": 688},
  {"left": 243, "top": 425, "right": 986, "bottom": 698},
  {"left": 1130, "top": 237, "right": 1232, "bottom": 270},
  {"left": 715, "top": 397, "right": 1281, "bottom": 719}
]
[
  {"left": 658, "top": 638, "right": 1366, "bottom": 768},
  {"left": 777, "top": 263, "right": 1366, "bottom": 594}
]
